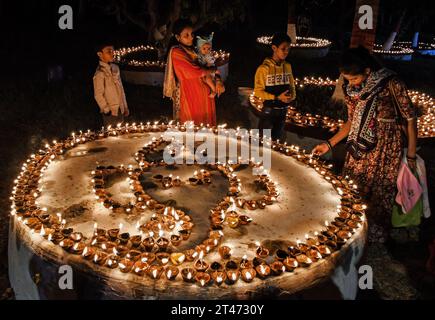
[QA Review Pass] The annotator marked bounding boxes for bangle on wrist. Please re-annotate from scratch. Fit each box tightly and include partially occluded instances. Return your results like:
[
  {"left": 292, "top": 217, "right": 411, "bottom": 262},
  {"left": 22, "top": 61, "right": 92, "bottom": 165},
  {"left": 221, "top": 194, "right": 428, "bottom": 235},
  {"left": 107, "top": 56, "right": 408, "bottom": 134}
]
[
  {"left": 325, "top": 140, "right": 333, "bottom": 150},
  {"left": 406, "top": 155, "right": 416, "bottom": 159}
]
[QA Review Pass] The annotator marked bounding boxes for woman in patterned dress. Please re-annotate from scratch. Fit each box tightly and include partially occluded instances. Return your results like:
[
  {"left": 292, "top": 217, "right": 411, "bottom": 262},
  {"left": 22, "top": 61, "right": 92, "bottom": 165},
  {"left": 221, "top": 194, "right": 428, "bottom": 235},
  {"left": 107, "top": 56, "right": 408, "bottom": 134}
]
[{"left": 313, "top": 47, "right": 418, "bottom": 243}]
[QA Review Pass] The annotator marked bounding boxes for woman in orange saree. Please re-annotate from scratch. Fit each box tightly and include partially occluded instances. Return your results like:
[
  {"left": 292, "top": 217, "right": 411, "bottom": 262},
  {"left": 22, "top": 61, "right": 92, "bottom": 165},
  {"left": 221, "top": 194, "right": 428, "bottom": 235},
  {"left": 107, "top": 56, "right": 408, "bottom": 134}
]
[{"left": 164, "top": 19, "right": 224, "bottom": 126}]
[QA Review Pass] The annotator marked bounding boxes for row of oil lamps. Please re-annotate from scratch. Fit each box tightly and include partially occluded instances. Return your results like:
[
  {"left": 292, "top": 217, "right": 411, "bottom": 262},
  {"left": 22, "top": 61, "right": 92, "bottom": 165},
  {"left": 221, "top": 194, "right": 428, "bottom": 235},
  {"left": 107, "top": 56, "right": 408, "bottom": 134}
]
[
  {"left": 113, "top": 45, "right": 230, "bottom": 70},
  {"left": 10, "top": 122, "right": 366, "bottom": 287},
  {"left": 250, "top": 77, "right": 435, "bottom": 138},
  {"left": 256, "top": 36, "right": 332, "bottom": 48}
]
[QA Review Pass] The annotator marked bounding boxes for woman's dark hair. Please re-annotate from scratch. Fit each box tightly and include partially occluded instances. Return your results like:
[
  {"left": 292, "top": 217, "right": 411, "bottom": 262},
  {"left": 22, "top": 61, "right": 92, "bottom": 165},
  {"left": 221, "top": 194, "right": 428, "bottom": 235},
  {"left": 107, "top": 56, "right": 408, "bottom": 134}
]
[
  {"left": 271, "top": 32, "right": 292, "bottom": 47},
  {"left": 172, "top": 18, "right": 193, "bottom": 37},
  {"left": 166, "top": 18, "right": 194, "bottom": 55},
  {"left": 339, "top": 46, "right": 383, "bottom": 75}
]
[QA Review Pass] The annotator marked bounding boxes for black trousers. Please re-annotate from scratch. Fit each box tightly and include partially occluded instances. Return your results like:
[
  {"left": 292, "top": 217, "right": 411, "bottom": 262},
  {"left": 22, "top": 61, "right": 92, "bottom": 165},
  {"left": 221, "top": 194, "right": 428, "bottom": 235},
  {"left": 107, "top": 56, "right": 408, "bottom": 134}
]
[{"left": 258, "top": 107, "right": 288, "bottom": 141}]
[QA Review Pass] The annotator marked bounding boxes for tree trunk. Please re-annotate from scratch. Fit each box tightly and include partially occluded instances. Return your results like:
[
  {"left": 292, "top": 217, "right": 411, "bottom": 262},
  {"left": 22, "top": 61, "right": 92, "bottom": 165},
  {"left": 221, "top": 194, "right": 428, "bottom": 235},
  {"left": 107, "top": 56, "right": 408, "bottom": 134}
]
[
  {"left": 287, "top": 0, "right": 297, "bottom": 43},
  {"left": 382, "top": 11, "right": 406, "bottom": 51}
]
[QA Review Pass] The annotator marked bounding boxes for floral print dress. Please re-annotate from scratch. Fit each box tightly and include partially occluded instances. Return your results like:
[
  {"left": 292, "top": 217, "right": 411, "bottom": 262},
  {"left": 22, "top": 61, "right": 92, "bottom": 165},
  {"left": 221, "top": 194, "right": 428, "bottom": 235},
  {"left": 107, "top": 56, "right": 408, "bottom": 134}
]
[{"left": 343, "top": 77, "right": 416, "bottom": 243}]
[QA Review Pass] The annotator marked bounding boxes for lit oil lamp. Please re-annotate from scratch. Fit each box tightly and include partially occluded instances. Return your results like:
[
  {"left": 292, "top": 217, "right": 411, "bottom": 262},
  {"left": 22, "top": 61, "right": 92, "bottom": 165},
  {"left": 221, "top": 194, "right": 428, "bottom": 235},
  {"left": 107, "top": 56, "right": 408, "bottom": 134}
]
[
  {"left": 82, "top": 246, "right": 95, "bottom": 260},
  {"left": 181, "top": 268, "right": 196, "bottom": 283},
  {"left": 239, "top": 215, "right": 253, "bottom": 225},
  {"left": 283, "top": 257, "right": 298, "bottom": 271},
  {"left": 241, "top": 268, "right": 256, "bottom": 282},
  {"left": 70, "top": 242, "right": 86, "bottom": 255},
  {"left": 130, "top": 235, "right": 142, "bottom": 248},
  {"left": 59, "top": 239, "right": 74, "bottom": 251},
  {"left": 108, "top": 228, "right": 120, "bottom": 240},
  {"left": 244, "top": 200, "right": 257, "bottom": 210},
  {"left": 211, "top": 271, "right": 227, "bottom": 286},
  {"left": 173, "top": 176, "right": 182, "bottom": 187},
  {"left": 140, "top": 252, "right": 156, "bottom": 264},
  {"left": 148, "top": 265, "right": 164, "bottom": 279},
  {"left": 226, "top": 212, "right": 239, "bottom": 228},
  {"left": 178, "top": 229, "right": 191, "bottom": 241},
  {"left": 93, "top": 252, "right": 108, "bottom": 266},
  {"left": 194, "top": 258, "right": 209, "bottom": 272},
  {"left": 127, "top": 249, "right": 141, "bottom": 261},
  {"left": 114, "top": 245, "right": 129, "bottom": 257},
  {"left": 226, "top": 269, "right": 240, "bottom": 284},
  {"left": 240, "top": 255, "right": 253, "bottom": 269},
  {"left": 184, "top": 249, "right": 199, "bottom": 262},
  {"left": 307, "top": 248, "right": 322, "bottom": 262},
  {"left": 316, "top": 245, "right": 332, "bottom": 256},
  {"left": 156, "top": 237, "right": 169, "bottom": 251},
  {"left": 170, "top": 234, "right": 182, "bottom": 246},
  {"left": 106, "top": 255, "right": 120, "bottom": 269},
  {"left": 170, "top": 252, "right": 186, "bottom": 265},
  {"left": 295, "top": 254, "right": 313, "bottom": 267},
  {"left": 255, "top": 263, "right": 271, "bottom": 279},
  {"left": 117, "top": 232, "right": 130, "bottom": 245},
  {"left": 156, "top": 252, "right": 170, "bottom": 265},
  {"left": 165, "top": 266, "right": 179, "bottom": 281},
  {"left": 101, "top": 241, "right": 116, "bottom": 253},
  {"left": 270, "top": 261, "right": 286, "bottom": 275},
  {"left": 118, "top": 258, "right": 134, "bottom": 273},
  {"left": 218, "top": 246, "right": 232, "bottom": 259},
  {"left": 255, "top": 241, "right": 269, "bottom": 259},
  {"left": 195, "top": 272, "right": 211, "bottom": 287}
]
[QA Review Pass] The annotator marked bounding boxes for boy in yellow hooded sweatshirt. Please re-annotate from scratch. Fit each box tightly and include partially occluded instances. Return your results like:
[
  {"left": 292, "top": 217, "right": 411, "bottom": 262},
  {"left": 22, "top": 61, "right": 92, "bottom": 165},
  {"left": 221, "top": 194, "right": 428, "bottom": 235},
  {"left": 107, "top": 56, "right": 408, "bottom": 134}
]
[{"left": 254, "top": 33, "right": 296, "bottom": 141}]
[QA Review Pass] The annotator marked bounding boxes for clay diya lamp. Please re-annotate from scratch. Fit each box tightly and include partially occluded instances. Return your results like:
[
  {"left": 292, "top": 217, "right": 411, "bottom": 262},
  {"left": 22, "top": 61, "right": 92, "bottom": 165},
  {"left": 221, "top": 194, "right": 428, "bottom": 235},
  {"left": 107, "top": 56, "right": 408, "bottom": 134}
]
[
  {"left": 148, "top": 265, "right": 164, "bottom": 280},
  {"left": 347, "top": 220, "right": 362, "bottom": 230},
  {"left": 240, "top": 256, "right": 253, "bottom": 269},
  {"left": 132, "top": 260, "right": 150, "bottom": 276},
  {"left": 181, "top": 268, "right": 197, "bottom": 283},
  {"left": 156, "top": 237, "right": 170, "bottom": 252},
  {"left": 255, "top": 263, "right": 271, "bottom": 279},
  {"left": 296, "top": 242, "right": 310, "bottom": 254},
  {"left": 127, "top": 249, "right": 142, "bottom": 261},
  {"left": 170, "top": 252, "right": 186, "bottom": 265},
  {"left": 108, "top": 228, "right": 120, "bottom": 241},
  {"left": 203, "top": 177, "right": 212, "bottom": 184},
  {"left": 241, "top": 268, "right": 256, "bottom": 283},
  {"left": 115, "top": 245, "right": 130, "bottom": 257},
  {"left": 173, "top": 176, "right": 182, "bottom": 187},
  {"left": 195, "top": 272, "right": 211, "bottom": 287},
  {"left": 211, "top": 215, "right": 225, "bottom": 227},
  {"left": 141, "top": 237, "right": 155, "bottom": 252},
  {"left": 316, "top": 245, "right": 332, "bottom": 256},
  {"left": 101, "top": 241, "right": 116, "bottom": 253},
  {"left": 244, "top": 200, "right": 257, "bottom": 210},
  {"left": 263, "top": 196, "right": 276, "bottom": 205},
  {"left": 295, "top": 254, "right": 313, "bottom": 267},
  {"left": 327, "top": 224, "right": 340, "bottom": 234},
  {"left": 283, "top": 257, "right": 299, "bottom": 272},
  {"left": 194, "top": 259, "right": 209, "bottom": 272},
  {"left": 130, "top": 235, "right": 142, "bottom": 248},
  {"left": 218, "top": 246, "right": 232, "bottom": 260},
  {"left": 59, "top": 239, "right": 74, "bottom": 251},
  {"left": 69, "top": 232, "right": 83, "bottom": 242},
  {"left": 165, "top": 266, "right": 179, "bottom": 281},
  {"left": 156, "top": 252, "right": 170, "bottom": 265},
  {"left": 106, "top": 255, "right": 120, "bottom": 269},
  {"left": 117, "top": 232, "right": 130, "bottom": 245},
  {"left": 321, "top": 230, "right": 337, "bottom": 241},
  {"left": 211, "top": 271, "right": 227, "bottom": 286},
  {"left": 93, "top": 251, "right": 108, "bottom": 266},
  {"left": 82, "top": 246, "right": 96, "bottom": 260},
  {"left": 178, "top": 229, "right": 191, "bottom": 241},
  {"left": 184, "top": 249, "right": 199, "bottom": 262},
  {"left": 210, "top": 261, "right": 224, "bottom": 272},
  {"left": 337, "top": 230, "right": 352, "bottom": 241},
  {"left": 256, "top": 200, "right": 267, "bottom": 209},
  {"left": 307, "top": 248, "right": 322, "bottom": 262},
  {"left": 70, "top": 242, "right": 86, "bottom": 255},
  {"left": 189, "top": 177, "right": 199, "bottom": 185},
  {"left": 61, "top": 227, "right": 73, "bottom": 238},
  {"left": 275, "top": 249, "right": 289, "bottom": 261},
  {"left": 170, "top": 234, "right": 182, "bottom": 247},
  {"left": 225, "top": 212, "right": 239, "bottom": 228},
  {"left": 140, "top": 252, "right": 156, "bottom": 264},
  {"left": 226, "top": 268, "right": 240, "bottom": 284},
  {"left": 256, "top": 245, "right": 270, "bottom": 259},
  {"left": 332, "top": 217, "right": 347, "bottom": 228},
  {"left": 270, "top": 261, "right": 286, "bottom": 276},
  {"left": 94, "top": 228, "right": 106, "bottom": 237},
  {"left": 305, "top": 237, "right": 319, "bottom": 247},
  {"left": 235, "top": 198, "right": 246, "bottom": 208},
  {"left": 338, "top": 211, "right": 351, "bottom": 219},
  {"left": 239, "top": 215, "right": 253, "bottom": 225},
  {"left": 181, "top": 221, "right": 194, "bottom": 231},
  {"left": 153, "top": 174, "right": 163, "bottom": 181}
]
